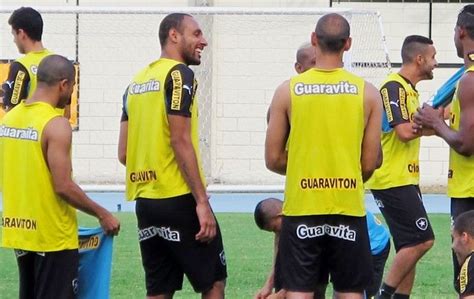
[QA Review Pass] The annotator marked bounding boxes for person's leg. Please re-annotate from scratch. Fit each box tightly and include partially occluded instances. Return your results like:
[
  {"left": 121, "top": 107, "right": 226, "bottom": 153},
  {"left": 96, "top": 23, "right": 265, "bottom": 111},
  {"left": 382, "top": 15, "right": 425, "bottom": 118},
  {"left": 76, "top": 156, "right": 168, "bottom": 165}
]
[
  {"left": 16, "top": 250, "right": 35, "bottom": 299},
  {"left": 168, "top": 194, "right": 227, "bottom": 298},
  {"left": 278, "top": 215, "right": 326, "bottom": 298},
  {"left": 372, "top": 186, "right": 434, "bottom": 298},
  {"left": 382, "top": 240, "right": 433, "bottom": 292},
  {"left": 329, "top": 215, "right": 372, "bottom": 299},
  {"left": 394, "top": 267, "right": 415, "bottom": 295},
  {"left": 136, "top": 198, "right": 185, "bottom": 298},
  {"left": 202, "top": 280, "right": 225, "bottom": 299},
  {"left": 34, "top": 249, "right": 79, "bottom": 299},
  {"left": 366, "top": 242, "right": 390, "bottom": 298}
]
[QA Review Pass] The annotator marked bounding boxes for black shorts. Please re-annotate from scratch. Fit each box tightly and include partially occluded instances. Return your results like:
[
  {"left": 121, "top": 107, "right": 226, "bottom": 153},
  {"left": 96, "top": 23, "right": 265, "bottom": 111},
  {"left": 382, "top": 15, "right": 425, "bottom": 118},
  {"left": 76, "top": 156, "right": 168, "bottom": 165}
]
[
  {"left": 366, "top": 241, "right": 391, "bottom": 298},
  {"left": 15, "top": 249, "right": 78, "bottom": 299},
  {"left": 136, "top": 194, "right": 227, "bottom": 295},
  {"left": 451, "top": 198, "right": 474, "bottom": 284},
  {"left": 277, "top": 214, "right": 372, "bottom": 293},
  {"left": 371, "top": 185, "right": 435, "bottom": 251}
]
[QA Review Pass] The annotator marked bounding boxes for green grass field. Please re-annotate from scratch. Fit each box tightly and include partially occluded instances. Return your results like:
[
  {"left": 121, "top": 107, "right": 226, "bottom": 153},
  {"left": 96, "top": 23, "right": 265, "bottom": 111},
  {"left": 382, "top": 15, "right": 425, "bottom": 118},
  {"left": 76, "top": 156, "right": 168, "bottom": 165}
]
[{"left": 0, "top": 213, "right": 454, "bottom": 298}]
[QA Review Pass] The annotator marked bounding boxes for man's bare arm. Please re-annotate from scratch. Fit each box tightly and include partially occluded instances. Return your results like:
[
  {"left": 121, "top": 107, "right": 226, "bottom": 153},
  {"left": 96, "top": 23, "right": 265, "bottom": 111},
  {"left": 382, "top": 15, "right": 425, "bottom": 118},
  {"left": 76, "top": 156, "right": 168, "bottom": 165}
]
[
  {"left": 265, "top": 81, "right": 291, "bottom": 175},
  {"left": 43, "top": 117, "right": 120, "bottom": 235},
  {"left": 361, "top": 82, "right": 383, "bottom": 182},
  {"left": 168, "top": 114, "right": 216, "bottom": 242},
  {"left": 415, "top": 73, "right": 474, "bottom": 156},
  {"left": 118, "top": 121, "right": 128, "bottom": 165}
]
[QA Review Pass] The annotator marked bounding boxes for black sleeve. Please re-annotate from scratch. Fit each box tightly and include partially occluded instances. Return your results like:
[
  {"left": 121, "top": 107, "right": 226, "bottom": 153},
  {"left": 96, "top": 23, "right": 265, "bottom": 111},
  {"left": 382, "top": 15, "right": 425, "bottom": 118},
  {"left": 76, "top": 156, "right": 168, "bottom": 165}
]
[
  {"left": 120, "top": 87, "right": 129, "bottom": 122},
  {"left": 164, "top": 64, "right": 196, "bottom": 117},
  {"left": 2, "top": 61, "right": 30, "bottom": 110},
  {"left": 380, "top": 81, "right": 410, "bottom": 128},
  {"left": 459, "top": 255, "right": 474, "bottom": 296}
]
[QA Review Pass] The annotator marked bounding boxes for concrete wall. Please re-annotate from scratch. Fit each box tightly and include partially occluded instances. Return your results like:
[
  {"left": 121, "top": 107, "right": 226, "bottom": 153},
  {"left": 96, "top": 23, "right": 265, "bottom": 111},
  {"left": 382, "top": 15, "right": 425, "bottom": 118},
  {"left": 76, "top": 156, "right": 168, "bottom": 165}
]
[{"left": 0, "top": 1, "right": 466, "bottom": 191}]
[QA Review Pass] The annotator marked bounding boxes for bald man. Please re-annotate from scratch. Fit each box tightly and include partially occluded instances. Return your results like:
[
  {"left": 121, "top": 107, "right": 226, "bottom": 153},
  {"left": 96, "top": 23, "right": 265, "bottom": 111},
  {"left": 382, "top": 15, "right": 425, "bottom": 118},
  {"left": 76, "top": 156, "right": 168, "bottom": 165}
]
[
  {"left": 265, "top": 13, "right": 382, "bottom": 299},
  {"left": 294, "top": 42, "right": 316, "bottom": 74},
  {"left": 0, "top": 54, "right": 120, "bottom": 299}
]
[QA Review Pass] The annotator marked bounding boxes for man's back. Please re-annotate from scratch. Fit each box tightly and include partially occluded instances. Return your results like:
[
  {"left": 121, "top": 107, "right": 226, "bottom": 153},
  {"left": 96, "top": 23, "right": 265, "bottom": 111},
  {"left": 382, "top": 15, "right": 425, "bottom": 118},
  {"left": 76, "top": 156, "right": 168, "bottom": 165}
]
[
  {"left": 284, "top": 68, "right": 366, "bottom": 217},
  {"left": 1, "top": 102, "right": 78, "bottom": 251}
]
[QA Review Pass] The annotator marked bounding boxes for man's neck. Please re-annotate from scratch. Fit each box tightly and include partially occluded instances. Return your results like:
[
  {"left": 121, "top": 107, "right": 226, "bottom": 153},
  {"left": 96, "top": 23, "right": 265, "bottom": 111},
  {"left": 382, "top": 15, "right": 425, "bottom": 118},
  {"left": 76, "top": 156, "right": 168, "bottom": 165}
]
[
  {"left": 398, "top": 65, "right": 421, "bottom": 87},
  {"left": 160, "top": 48, "right": 185, "bottom": 64},
  {"left": 463, "top": 42, "right": 474, "bottom": 68},
  {"left": 24, "top": 41, "right": 45, "bottom": 54},
  {"left": 314, "top": 53, "right": 344, "bottom": 70},
  {"left": 26, "top": 88, "right": 57, "bottom": 108}
]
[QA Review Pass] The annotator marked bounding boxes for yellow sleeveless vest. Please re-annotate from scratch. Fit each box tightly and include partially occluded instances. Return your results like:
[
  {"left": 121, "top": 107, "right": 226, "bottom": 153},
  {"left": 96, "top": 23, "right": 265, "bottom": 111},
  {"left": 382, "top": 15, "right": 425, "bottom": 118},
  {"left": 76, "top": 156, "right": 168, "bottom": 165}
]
[
  {"left": 16, "top": 49, "right": 52, "bottom": 100},
  {"left": 366, "top": 73, "right": 420, "bottom": 189},
  {"left": 1, "top": 101, "right": 78, "bottom": 251},
  {"left": 125, "top": 58, "right": 205, "bottom": 200},
  {"left": 283, "top": 68, "right": 366, "bottom": 217},
  {"left": 448, "top": 66, "right": 474, "bottom": 198}
]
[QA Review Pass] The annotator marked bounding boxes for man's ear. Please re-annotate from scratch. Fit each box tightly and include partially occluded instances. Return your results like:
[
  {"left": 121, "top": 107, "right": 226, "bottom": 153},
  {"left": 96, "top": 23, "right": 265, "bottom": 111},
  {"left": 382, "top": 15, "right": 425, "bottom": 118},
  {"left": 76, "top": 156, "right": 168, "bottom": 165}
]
[
  {"left": 168, "top": 28, "right": 179, "bottom": 44},
  {"left": 311, "top": 32, "right": 317, "bottom": 47},
  {"left": 344, "top": 37, "right": 352, "bottom": 51}
]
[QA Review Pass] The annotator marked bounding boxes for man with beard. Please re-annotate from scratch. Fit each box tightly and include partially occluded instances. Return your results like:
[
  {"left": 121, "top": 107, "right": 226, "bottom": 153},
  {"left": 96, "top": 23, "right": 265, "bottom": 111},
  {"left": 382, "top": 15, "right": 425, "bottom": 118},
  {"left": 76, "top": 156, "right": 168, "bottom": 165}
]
[
  {"left": 366, "top": 35, "right": 438, "bottom": 299},
  {"left": 0, "top": 54, "right": 120, "bottom": 299},
  {"left": 414, "top": 4, "right": 474, "bottom": 293},
  {"left": 118, "top": 13, "right": 226, "bottom": 299}
]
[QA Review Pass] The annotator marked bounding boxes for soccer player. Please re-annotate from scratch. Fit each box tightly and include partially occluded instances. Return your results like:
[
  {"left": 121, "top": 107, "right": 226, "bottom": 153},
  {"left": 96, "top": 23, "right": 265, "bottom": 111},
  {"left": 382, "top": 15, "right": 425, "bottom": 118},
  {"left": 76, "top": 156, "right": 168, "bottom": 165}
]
[
  {"left": 452, "top": 210, "right": 474, "bottom": 298},
  {"left": 1, "top": 7, "right": 71, "bottom": 119},
  {"left": 414, "top": 4, "right": 474, "bottom": 290},
  {"left": 254, "top": 198, "right": 390, "bottom": 299},
  {"left": 0, "top": 54, "right": 120, "bottom": 299},
  {"left": 2, "top": 7, "right": 52, "bottom": 111},
  {"left": 265, "top": 13, "right": 382, "bottom": 299},
  {"left": 366, "top": 35, "right": 437, "bottom": 299},
  {"left": 118, "top": 13, "right": 226, "bottom": 299}
]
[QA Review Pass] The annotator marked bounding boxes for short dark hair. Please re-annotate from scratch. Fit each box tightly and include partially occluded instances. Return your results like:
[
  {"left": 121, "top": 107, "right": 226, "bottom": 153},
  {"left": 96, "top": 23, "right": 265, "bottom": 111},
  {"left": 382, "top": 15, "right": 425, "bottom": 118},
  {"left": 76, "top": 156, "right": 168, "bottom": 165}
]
[
  {"left": 158, "top": 13, "right": 191, "bottom": 47},
  {"left": 254, "top": 198, "right": 282, "bottom": 230},
  {"left": 315, "top": 13, "right": 350, "bottom": 53},
  {"left": 37, "top": 55, "right": 75, "bottom": 86},
  {"left": 457, "top": 5, "right": 474, "bottom": 40},
  {"left": 254, "top": 201, "right": 268, "bottom": 230},
  {"left": 401, "top": 35, "right": 433, "bottom": 64},
  {"left": 8, "top": 7, "right": 43, "bottom": 41},
  {"left": 453, "top": 210, "right": 474, "bottom": 238}
]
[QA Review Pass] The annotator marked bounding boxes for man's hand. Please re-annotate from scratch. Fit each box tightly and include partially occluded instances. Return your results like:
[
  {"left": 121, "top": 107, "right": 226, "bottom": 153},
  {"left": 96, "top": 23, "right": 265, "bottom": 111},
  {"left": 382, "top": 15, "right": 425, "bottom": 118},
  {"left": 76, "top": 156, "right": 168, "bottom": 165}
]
[
  {"left": 254, "top": 285, "right": 272, "bottom": 299},
  {"left": 195, "top": 201, "right": 216, "bottom": 242},
  {"left": 267, "top": 290, "right": 286, "bottom": 299},
  {"left": 99, "top": 212, "right": 121, "bottom": 236},
  {"left": 413, "top": 103, "right": 445, "bottom": 132}
]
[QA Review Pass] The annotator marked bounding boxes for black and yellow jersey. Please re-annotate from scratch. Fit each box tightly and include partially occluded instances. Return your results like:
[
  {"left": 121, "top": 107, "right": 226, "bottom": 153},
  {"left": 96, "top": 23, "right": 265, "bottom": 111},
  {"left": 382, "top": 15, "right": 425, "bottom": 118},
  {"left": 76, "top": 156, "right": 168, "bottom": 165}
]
[
  {"left": 0, "top": 101, "right": 78, "bottom": 251},
  {"left": 448, "top": 66, "right": 474, "bottom": 198},
  {"left": 283, "top": 68, "right": 366, "bottom": 217},
  {"left": 366, "top": 73, "right": 420, "bottom": 190},
  {"left": 122, "top": 58, "right": 205, "bottom": 200},
  {"left": 456, "top": 251, "right": 474, "bottom": 296},
  {"left": 2, "top": 49, "right": 52, "bottom": 111}
]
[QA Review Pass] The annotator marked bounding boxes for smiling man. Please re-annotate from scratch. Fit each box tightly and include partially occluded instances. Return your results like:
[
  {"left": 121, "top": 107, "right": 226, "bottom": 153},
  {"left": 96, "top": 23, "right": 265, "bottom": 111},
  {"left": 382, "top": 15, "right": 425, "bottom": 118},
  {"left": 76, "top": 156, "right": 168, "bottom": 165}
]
[
  {"left": 366, "top": 35, "right": 438, "bottom": 299},
  {"left": 118, "top": 13, "right": 226, "bottom": 299}
]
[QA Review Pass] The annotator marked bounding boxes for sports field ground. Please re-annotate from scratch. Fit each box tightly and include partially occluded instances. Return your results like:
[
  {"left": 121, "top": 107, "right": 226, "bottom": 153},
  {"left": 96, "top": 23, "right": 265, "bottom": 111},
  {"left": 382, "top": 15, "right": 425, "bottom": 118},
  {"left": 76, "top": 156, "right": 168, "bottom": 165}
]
[{"left": 0, "top": 212, "right": 454, "bottom": 298}]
